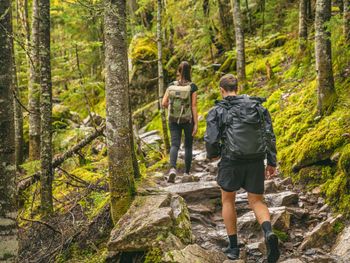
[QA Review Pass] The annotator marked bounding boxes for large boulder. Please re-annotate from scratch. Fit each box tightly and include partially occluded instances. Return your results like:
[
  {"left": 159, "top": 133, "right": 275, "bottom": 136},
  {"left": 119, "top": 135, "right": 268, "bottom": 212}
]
[
  {"left": 332, "top": 225, "right": 350, "bottom": 261},
  {"left": 162, "top": 181, "right": 221, "bottom": 202},
  {"left": 162, "top": 244, "right": 227, "bottom": 263},
  {"left": 299, "top": 215, "right": 342, "bottom": 251},
  {"left": 108, "top": 193, "right": 193, "bottom": 255}
]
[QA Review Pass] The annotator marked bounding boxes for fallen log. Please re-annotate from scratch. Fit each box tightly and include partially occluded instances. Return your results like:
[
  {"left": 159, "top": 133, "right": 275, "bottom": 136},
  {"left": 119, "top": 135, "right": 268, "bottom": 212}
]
[{"left": 18, "top": 124, "right": 105, "bottom": 193}]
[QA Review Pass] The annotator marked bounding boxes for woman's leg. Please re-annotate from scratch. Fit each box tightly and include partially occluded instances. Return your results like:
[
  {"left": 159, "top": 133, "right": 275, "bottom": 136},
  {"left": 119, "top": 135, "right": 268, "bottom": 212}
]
[
  {"left": 169, "top": 122, "right": 182, "bottom": 169},
  {"left": 183, "top": 122, "right": 194, "bottom": 173}
]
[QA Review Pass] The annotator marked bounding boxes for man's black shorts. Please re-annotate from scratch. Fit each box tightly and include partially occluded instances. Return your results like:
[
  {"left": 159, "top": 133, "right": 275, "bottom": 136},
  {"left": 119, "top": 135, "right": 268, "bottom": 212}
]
[{"left": 217, "top": 158, "right": 265, "bottom": 194}]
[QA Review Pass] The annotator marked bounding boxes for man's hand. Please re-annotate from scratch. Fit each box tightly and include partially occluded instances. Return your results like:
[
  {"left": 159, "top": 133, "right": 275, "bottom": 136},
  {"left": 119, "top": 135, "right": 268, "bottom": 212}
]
[
  {"left": 192, "top": 123, "right": 198, "bottom": 137},
  {"left": 265, "top": 165, "right": 277, "bottom": 179},
  {"left": 208, "top": 156, "right": 220, "bottom": 162}
]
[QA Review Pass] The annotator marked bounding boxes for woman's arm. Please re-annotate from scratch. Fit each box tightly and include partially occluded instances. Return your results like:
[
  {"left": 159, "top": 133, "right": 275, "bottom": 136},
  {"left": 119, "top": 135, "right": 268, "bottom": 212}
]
[
  {"left": 191, "top": 92, "right": 198, "bottom": 136},
  {"left": 162, "top": 91, "right": 169, "bottom": 108}
]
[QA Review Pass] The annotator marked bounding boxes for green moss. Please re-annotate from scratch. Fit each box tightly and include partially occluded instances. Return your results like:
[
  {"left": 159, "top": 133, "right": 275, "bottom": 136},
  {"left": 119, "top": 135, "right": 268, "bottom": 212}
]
[
  {"left": 333, "top": 221, "right": 345, "bottom": 234},
  {"left": 273, "top": 229, "right": 288, "bottom": 242},
  {"left": 144, "top": 247, "right": 163, "bottom": 263},
  {"left": 173, "top": 197, "right": 193, "bottom": 245}
]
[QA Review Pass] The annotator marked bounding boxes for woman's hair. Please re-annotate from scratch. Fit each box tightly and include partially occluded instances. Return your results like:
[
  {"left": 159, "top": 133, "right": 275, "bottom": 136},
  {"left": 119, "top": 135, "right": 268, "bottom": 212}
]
[{"left": 177, "top": 61, "right": 192, "bottom": 84}]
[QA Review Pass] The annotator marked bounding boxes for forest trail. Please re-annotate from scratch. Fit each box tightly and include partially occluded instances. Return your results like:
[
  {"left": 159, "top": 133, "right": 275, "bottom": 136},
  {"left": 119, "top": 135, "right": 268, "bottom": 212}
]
[{"left": 107, "top": 132, "right": 348, "bottom": 263}]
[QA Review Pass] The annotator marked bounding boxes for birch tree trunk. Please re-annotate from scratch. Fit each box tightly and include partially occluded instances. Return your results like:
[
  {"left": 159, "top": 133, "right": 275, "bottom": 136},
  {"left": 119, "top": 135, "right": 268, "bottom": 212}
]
[
  {"left": 38, "top": 0, "right": 53, "bottom": 215},
  {"left": 0, "top": 1, "right": 18, "bottom": 260},
  {"left": 344, "top": 0, "right": 350, "bottom": 41},
  {"left": 157, "top": 0, "right": 170, "bottom": 154},
  {"left": 299, "top": 0, "right": 308, "bottom": 50},
  {"left": 231, "top": 0, "right": 246, "bottom": 84},
  {"left": 28, "top": 0, "right": 41, "bottom": 160},
  {"left": 104, "top": 0, "right": 135, "bottom": 224},
  {"left": 315, "top": 0, "right": 336, "bottom": 116}
]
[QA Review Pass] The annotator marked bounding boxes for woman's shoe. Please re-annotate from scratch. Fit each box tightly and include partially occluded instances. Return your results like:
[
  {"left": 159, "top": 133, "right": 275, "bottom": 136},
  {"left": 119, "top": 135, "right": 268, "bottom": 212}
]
[{"left": 168, "top": 168, "right": 177, "bottom": 183}]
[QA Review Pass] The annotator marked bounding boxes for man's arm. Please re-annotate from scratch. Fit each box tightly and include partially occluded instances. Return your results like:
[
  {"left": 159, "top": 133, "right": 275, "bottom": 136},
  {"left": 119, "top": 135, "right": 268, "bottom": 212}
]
[
  {"left": 204, "top": 108, "right": 221, "bottom": 159},
  {"left": 264, "top": 108, "right": 277, "bottom": 167}
]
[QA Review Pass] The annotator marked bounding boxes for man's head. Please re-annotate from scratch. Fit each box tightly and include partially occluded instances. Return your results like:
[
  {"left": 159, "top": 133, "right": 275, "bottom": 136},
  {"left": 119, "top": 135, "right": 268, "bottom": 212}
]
[{"left": 219, "top": 74, "right": 238, "bottom": 97}]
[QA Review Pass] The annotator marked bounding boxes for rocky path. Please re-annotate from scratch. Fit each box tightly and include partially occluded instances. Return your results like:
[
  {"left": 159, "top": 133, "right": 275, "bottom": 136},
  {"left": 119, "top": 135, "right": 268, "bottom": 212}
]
[
  {"left": 156, "top": 146, "right": 348, "bottom": 263},
  {"left": 108, "top": 133, "right": 350, "bottom": 263}
]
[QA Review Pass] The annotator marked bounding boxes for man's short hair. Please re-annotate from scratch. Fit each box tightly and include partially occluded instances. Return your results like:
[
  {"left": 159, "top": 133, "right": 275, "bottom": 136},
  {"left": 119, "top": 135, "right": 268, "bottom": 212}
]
[{"left": 219, "top": 74, "right": 238, "bottom": 92}]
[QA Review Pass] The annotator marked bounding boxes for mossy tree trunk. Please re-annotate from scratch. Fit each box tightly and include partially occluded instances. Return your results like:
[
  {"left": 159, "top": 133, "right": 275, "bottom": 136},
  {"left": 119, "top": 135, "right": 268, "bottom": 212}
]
[
  {"left": 315, "top": 0, "right": 336, "bottom": 116},
  {"left": 13, "top": 44, "right": 24, "bottom": 167},
  {"left": 104, "top": 0, "right": 135, "bottom": 224},
  {"left": 344, "top": 0, "right": 350, "bottom": 41},
  {"left": 231, "top": 0, "right": 246, "bottom": 85},
  {"left": 28, "top": 0, "right": 41, "bottom": 160},
  {"left": 299, "top": 0, "right": 308, "bottom": 51},
  {"left": 218, "top": 0, "right": 234, "bottom": 49},
  {"left": 157, "top": 0, "right": 170, "bottom": 154},
  {"left": 38, "top": 0, "right": 53, "bottom": 215},
  {"left": 0, "top": 1, "right": 18, "bottom": 260}
]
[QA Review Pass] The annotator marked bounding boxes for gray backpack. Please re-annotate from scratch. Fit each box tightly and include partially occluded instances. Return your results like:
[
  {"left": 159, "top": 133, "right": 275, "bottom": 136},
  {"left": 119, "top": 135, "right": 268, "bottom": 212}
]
[{"left": 219, "top": 95, "right": 268, "bottom": 160}]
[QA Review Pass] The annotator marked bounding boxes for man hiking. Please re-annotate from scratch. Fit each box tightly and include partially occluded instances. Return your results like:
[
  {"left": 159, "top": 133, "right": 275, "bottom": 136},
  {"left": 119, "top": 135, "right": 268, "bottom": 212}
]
[
  {"left": 204, "top": 74, "right": 280, "bottom": 262},
  {"left": 162, "top": 61, "right": 198, "bottom": 183}
]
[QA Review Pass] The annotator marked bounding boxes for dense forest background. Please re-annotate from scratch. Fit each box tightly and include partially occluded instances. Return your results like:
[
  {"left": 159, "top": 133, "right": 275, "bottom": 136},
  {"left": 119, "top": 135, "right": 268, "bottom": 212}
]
[{"left": 0, "top": 0, "right": 350, "bottom": 262}]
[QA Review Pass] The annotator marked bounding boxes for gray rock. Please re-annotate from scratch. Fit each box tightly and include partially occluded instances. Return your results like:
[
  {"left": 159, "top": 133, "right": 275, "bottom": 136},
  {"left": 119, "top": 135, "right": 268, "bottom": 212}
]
[
  {"left": 139, "top": 130, "right": 162, "bottom": 145},
  {"left": 265, "top": 191, "right": 298, "bottom": 207},
  {"left": 223, "top": 260, "right": 245, "bottom": 263},
  {"left": 162, "top": 181, "right": 221, "bottom": 202},
  {"left": 264, "top": 180, "right": 278, "bottom": 193},
  {"left": 247, "top": 241, "right": 266, "bottom": 254},
  {"left": 108, "top": 193, "right": 192, "bottom": 253},
  {"left": 187, "top": 203, "right": 216, "bottom": 215},
  {"left": 332, "top": 225, "right": 350, "bottom": 261},
  {"left": 299, "top": 214, "right": 342, "bottom": 251},
  {"left": 280, "top": 259, "right": 304, "bottom": 263},
  {"left": 163, "top": 244, "right": 227, "bottom": 263}
]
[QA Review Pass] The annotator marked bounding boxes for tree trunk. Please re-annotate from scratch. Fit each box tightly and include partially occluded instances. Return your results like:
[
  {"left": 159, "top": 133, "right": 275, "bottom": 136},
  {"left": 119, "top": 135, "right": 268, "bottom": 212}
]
[
  {"left": 0, "top": 0, "right": 18, "bottom": 260},
  {"left": 38, "top": 0, "right": 53, "bottom": 215},
  {"left": 344, "top": 0, "right": 350, "bottom": 41},
  {"left": 157, "top": 0, "right": 170, "bottom": 154},
  {"left": 28, "top": 0, "right": 41, "bottom": 160},
  {"left": 231, "top": 0, "right": 246, "bottom": 84},
  {"left": 218, "top": 0, "right": 234, "bottom": 49},
  {"left": 104, "top": 0, "right": 135, "bottom": 224},
  {"left": 260, "top": 0, "right": 265, "bottom": 38},
  {"left": 12, "top": 35, "right": 24, "bottom": 167},
  {"left": 315, "top": 0, "right": 336, "bottom": 116},
  {"left": 245, "top": 0, "right": 252, "bottom": 32},
  {"left": 299, "top": 0, "right": 308, "bottom": 50},
  {"left": 129, "top": 96, "right": 141, "bottom": 178}
]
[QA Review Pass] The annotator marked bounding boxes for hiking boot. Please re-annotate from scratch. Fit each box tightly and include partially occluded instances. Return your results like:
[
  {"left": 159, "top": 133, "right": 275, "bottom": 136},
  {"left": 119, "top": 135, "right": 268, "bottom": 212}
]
[
  {"left": 168, "top": 168, "right": 177, "bottom": 183},
  {"left": 222, "top": 246, "right": 239, "bottom": 260},
  {"left": 265, "top": 231, "right": 280, "bottom": 263}
]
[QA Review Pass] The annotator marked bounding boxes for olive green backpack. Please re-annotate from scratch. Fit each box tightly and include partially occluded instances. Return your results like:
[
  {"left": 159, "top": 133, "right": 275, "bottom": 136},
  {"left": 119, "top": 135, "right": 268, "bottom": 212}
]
[{"left": 167, "top": 81, "right": 192, "bottom": 124}]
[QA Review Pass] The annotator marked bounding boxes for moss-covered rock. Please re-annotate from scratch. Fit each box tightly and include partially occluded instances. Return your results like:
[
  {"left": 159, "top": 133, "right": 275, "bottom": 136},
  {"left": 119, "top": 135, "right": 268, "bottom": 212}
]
[{"left": 107, "top": 193, "right": 193, "bottom": 258}]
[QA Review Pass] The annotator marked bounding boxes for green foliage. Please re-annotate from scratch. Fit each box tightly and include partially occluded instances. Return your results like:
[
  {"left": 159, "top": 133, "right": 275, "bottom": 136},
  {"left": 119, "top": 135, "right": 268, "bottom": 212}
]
[
  {"left": 273, "top": 229, "right": 288, "bottom": 242},
  {"left": 144, "top": 248, "right": 163, "bottom": 263}
]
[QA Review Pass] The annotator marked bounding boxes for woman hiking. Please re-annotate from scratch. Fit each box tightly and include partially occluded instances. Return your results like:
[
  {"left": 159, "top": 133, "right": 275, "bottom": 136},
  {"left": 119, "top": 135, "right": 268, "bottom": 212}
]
[{"left": 162, "top": 61, "right": 198, "bottom": 183}]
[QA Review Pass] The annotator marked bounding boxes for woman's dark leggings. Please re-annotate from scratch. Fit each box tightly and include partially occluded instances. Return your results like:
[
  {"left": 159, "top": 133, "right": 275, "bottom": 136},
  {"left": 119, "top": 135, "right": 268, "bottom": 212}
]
[{"left": 169, "top": 122, "right": 193, "bottom": 173}]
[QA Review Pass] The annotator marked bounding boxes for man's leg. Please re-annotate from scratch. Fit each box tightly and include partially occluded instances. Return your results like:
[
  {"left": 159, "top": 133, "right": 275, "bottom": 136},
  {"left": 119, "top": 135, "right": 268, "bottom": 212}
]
[
  {"left": 247, "top": 193, "right": 270, "bottom": 224},
  {"left": 248, "top": 193, "right": 280, "bottom": 263},
  {"left": 221, "top": 189, "right": 239, "bottom": 259}
]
